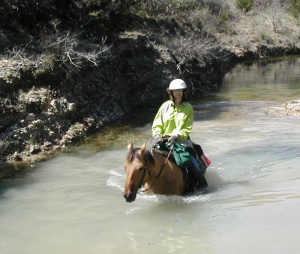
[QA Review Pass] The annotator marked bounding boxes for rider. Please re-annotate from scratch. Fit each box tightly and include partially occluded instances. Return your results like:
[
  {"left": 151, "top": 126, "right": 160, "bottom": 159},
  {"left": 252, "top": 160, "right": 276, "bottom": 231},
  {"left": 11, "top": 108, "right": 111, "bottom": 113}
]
[{"left": 151, "top": 78, "right": 207, "bottom": 189}]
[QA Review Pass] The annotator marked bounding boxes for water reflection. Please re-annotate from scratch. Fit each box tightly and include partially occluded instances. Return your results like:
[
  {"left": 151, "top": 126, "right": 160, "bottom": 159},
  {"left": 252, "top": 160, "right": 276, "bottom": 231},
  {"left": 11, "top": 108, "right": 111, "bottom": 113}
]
[{"left": 215, "top": 57, "right": 300, "bottom": 102}]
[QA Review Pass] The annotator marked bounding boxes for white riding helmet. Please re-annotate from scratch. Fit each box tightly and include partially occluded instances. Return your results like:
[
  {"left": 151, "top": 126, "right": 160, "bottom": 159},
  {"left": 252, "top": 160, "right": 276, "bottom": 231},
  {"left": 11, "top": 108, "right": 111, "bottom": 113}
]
[{"left": 169, "top": 79, "right": 187, "bottom": 90}]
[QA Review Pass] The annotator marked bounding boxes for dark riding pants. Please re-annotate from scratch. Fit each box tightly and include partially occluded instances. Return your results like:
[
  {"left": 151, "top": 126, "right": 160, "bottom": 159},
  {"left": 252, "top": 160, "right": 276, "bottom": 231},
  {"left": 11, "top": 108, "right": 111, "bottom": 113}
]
[{"left": 189, "top": 154, "right": 207, "bottom": 187}]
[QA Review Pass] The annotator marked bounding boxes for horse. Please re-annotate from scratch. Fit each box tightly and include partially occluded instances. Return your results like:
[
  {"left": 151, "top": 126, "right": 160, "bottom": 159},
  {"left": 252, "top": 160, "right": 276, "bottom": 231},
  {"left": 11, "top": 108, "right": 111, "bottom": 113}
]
[{"left": 123, "top": 141, "right": 186, "bottom": 203}]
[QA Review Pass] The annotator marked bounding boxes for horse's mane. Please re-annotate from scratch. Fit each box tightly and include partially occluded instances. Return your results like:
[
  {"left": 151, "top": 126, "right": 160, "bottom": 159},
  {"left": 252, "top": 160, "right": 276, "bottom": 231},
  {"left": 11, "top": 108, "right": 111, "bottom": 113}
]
[{"left": 126, "top": 148, "right": 155, "bottom": 166}]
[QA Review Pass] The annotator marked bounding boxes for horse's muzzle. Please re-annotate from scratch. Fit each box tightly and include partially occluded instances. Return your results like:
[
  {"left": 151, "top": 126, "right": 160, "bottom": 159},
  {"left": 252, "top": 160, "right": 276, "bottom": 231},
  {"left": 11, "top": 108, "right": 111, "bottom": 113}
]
[{"left": 123, "top": 192, "right": 136, "bottom": 203}]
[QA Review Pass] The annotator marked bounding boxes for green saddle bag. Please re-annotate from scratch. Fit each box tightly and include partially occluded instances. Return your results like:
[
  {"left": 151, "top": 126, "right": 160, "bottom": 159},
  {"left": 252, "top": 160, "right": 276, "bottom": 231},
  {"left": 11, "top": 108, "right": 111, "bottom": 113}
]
[
  {"left": 162, "top": 142, "right": 191, "bottom": 167},
  {"left": 156, "top": 140, "right": 192, "bottom": 167},
  {"left": 172, "top": 143, "right": 192, "bottom": 167}
]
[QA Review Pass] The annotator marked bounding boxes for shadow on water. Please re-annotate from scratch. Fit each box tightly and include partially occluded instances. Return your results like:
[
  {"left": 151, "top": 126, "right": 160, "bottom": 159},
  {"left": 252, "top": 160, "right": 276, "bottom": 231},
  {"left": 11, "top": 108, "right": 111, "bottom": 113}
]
[
  {"left": 0, "top": 163, "right": 36, "bottom": 197},
  {"left": 0, "top": 162, "right": 31, "bottom": 179}
]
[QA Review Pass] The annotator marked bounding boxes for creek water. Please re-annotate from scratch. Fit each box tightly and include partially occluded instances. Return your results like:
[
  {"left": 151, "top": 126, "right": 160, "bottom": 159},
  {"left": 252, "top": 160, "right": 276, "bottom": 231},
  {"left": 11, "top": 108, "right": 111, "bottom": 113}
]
[{"left": 1, "top": 58, "right": 300, "bottom": 254}]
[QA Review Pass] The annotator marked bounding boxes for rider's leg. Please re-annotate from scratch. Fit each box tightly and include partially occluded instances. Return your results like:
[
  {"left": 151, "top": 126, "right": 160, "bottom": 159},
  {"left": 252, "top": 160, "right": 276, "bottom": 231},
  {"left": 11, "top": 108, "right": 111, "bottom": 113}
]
[{"left": 189, "top": 154, "right": 207, "bottom": 188}]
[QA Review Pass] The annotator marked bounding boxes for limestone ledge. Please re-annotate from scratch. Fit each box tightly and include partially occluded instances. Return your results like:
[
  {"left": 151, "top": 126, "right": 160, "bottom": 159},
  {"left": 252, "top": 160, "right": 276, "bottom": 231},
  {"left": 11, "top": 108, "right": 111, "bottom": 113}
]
[{"left": 269, "top": 99, "right": 300, "bottom": 117}]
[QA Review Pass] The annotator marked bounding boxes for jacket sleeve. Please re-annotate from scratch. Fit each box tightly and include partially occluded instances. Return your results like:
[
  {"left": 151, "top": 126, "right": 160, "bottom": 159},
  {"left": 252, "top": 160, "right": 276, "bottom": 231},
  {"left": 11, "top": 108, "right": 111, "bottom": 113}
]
[{"left": 151, "top": 104, "right": 164, "bottom": 137}]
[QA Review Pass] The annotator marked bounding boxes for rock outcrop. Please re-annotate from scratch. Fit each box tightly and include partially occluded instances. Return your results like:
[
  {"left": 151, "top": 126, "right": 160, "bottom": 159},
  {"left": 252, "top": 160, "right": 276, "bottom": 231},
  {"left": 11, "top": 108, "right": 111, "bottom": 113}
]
[{"left": 269, "top": 99, "right": 300, "bottom": 117}]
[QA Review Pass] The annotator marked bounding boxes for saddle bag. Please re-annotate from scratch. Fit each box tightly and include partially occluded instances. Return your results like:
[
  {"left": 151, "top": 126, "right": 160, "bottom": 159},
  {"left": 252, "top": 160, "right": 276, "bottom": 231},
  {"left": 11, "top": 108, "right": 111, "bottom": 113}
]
[{"left": 168, "top": 143, "right": 192, "bottom": 167}]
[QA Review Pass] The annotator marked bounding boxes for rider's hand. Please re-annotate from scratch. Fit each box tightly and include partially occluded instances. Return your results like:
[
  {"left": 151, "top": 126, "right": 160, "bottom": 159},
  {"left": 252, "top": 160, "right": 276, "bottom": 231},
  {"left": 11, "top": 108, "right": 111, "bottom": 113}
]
[{"left": 168, "top": 135, "right": 178, "bottom": 145}]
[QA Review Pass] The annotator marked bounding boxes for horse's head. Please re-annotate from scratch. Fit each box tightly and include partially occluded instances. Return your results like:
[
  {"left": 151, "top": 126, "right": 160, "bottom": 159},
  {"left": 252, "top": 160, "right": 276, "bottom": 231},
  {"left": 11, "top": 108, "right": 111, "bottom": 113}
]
[{"left": 123, "top": 141, "right": 148, "bottom": 203}]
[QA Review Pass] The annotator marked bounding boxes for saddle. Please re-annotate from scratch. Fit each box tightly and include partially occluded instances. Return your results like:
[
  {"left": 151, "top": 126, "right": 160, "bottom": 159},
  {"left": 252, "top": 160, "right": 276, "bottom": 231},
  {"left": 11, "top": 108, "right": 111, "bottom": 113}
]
[{"left": 152, "top": 140, "right": 203, "bottom": 193}]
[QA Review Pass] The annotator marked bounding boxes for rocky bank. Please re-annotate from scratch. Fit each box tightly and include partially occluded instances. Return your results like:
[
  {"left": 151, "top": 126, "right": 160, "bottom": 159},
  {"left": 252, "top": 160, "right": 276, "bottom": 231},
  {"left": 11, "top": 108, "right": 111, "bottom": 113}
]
[{"left": 269, "top": 99, "right": 300, "bottom": 116}]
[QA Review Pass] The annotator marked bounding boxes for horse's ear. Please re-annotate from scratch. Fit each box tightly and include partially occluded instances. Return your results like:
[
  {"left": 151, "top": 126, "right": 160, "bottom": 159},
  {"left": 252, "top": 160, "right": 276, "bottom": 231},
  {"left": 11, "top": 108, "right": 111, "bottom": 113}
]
[
  {"left": 140, "top": 141, "right": 146, "bottom": 154},
  {"left": 127, "top": 141, "right": 133, "bottom": 151}
]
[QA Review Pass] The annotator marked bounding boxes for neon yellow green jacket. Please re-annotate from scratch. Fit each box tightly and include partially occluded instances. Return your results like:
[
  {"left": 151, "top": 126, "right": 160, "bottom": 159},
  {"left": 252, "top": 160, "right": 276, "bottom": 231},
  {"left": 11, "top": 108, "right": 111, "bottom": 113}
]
[{"left": 152, "top": 100, "right": 194, "bottom": 140}]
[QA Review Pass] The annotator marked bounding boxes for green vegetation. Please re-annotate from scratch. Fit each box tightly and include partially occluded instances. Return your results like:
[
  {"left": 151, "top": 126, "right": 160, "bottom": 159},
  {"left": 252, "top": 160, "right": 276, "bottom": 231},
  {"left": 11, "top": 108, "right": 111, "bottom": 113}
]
[
  {"left": 235, "top": 0, "right": 254, "bottom": 12},
  {"left": 290, "top": 0, "right": 300, "bottom": 19}
]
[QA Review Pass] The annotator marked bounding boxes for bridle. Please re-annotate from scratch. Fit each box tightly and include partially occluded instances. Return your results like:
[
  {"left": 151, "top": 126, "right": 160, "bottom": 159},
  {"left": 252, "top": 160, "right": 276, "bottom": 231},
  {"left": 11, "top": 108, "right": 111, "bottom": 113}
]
[{"left": 138, "top": 147, "right": 173, "bottom": 193}]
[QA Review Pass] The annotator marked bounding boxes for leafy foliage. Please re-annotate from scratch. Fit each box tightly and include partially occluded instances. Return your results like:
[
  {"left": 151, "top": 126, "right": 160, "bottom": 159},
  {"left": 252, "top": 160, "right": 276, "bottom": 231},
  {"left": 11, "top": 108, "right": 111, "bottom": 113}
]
[
  {"left": 235, "top": 0, "right": 254, "bottom": 12},
  {"left": 290, "top": 0, "right": 300, "bottom": 18}
]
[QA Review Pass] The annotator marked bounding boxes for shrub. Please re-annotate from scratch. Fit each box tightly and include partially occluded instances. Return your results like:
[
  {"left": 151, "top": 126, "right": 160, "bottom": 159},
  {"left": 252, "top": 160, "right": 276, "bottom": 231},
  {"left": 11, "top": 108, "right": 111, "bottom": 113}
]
[
  {"left": 0, "top": 0, "right": 86, "bottom": 35},
  {"left": 290, "top": 0, "right": 300, "bottom": 18},
  {"left": 85, "top": 0, "right": 139, "bottom": 14},
  {"left": 235, "top": 0, "right": 254, "bottom": 12}
]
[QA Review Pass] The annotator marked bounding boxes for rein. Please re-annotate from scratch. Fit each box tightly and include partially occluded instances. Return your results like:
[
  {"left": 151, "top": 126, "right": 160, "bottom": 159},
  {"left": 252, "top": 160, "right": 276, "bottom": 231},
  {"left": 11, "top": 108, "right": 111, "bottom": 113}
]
[{"left": 139, "top": 146, "right": 173, "bottom": 193}]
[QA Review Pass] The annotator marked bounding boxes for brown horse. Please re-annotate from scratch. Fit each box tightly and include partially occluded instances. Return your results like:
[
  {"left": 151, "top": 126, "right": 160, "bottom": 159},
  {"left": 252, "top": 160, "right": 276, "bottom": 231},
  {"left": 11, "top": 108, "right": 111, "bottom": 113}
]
[{"left": 123, "top": 141, "right": 186, "bottom": 202}]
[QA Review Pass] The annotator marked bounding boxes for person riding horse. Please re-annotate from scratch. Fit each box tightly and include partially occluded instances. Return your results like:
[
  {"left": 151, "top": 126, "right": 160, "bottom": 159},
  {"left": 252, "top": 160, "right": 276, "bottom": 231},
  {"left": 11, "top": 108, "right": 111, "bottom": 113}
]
[{"left": 152, "top": 79, "right": 209, "bottom": 190}]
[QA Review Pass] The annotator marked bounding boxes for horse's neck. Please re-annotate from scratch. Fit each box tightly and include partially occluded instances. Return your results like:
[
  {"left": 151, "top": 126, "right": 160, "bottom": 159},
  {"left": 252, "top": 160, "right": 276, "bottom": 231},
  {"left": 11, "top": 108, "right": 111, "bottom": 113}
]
[
  {"left": 147, "top": 149, "right": 164, "bottom": 178},
  {"left": 146, "top": 149, "right": 185, "bottom": 195},
  {"left": 149, "top": 149, "right": 170, "bottom": 177}
]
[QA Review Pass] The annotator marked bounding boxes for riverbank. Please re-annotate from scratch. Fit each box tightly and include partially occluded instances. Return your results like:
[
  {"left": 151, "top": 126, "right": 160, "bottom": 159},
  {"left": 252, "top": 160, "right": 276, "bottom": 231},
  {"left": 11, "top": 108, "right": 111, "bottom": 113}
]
[
  {"left": 269, "top": 99, "right": 300, "bottom": 116},
  {"left": 1, "top": 1, "right": 300, "bottom": 177}
]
